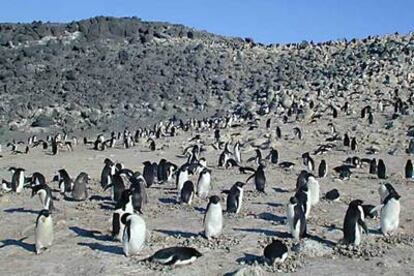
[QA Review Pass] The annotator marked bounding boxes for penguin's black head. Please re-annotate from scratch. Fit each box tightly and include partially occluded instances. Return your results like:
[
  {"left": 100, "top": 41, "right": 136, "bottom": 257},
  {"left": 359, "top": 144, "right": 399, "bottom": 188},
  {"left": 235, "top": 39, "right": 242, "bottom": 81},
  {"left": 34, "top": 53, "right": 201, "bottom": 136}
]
[
  {"left": 104, "top": 158, "right": 113, "bottom": 165},
  {"left": 209, "top": 195, "right": 220, "bottom": 204},
  {"left": 39, "top": 209, "right": 51, "bottom": 217},
  {"left": 235, "top": 181, "right": 245, "bottom": 188},
  {"left": 302, "top": 152, "right": 310, "bottom": 159},
  {"left": 143, "top": 161, "right": 152, "bottom": 166},
  {"left": 289, "top": 196, "right": 298, "bottom": 205},
  {"left": 349, "top": 199, "right": 363, "bottom": 207}
]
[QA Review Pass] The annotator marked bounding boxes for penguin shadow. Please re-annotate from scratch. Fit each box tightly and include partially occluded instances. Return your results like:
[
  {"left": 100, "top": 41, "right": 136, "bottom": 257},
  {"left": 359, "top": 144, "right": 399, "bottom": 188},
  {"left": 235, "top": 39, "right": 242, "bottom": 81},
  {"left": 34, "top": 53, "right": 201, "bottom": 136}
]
[
  {"left": 193, "top": 207, "right": 206, "bottom": 214},
  {"left": 89, "top": 195, "right": 111, "bottom": 201},
  {"left": 158, "top": 198, "right": 177, "bottom": 204},
  {"left": 305, "top": 233, "right": 337, "bottom": 247},
  {"left": 78, "top": 242, "right": 123, "bottom": 255},
  {"left": 272, "top": 187, "right": 290, "bottom": 193},
  {"left": 154, "top": 229, "right": 198, "bottom": 239},
  {"left": 99, "top": 202, "right": 115, "bottom": 211},
  {"left": 233, "top": 228, "right": 290, "bottom": 238},
  {"left": 69, "top": 226, "right": 112, "bottom": 242},
  {"left": 0, "top": 237, "right": 34, "bottom": 252},
  {"left": 257, "top": 212, "right": 286, "bottom": 224},
  {"left": 3, "top": 207, "right": 39, "bottom": 214},
  {"left": 252, "top": 202, "right": 284, "bottom": 208},
  {"left": 234, "top": 253, "right": 263, "bottom": 265}
]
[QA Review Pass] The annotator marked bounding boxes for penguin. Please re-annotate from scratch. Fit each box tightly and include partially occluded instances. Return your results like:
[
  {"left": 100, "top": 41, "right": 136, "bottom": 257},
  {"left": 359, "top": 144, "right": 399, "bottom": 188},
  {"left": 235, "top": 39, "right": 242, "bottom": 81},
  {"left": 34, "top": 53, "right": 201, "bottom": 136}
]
[
  {"left": 293, "top": 127, "right": 302, "bottom": 140},
  {"left": 130, "top": 174, "right": 148, "bottom": 214},
  {"left": 342, "top": 199, "right": 368, "bottom": 246},
  {"left": 112, "top": 208, "right": 125, "bottom": 241},
  {"left": 275, "top": 126, "right": 282, "bottom": 139},
  {"left": 266, "top": 118, "right": 271, "bottom": 129},
  {"left": 233, "top": 142, "right": 241, "bottom": 163},
  {"left": 203, "top": 195, "right": 223, "bottom": 239},
  {"left": 225, "top": 182, "right": 245, "bottom": 214},
  {"left": 35, "top": 209, "right": 54, "bottom": 254},
  {"left": 369, "top": 158, "right": 377, "bottom": 174},
  {"left": 105, "top": 170, "right": 126, "bottom": 203},
  {"left": 405, "top": 159, "right": 413, "bottom": 179},
  {"left": 218, "top": 145, "right": 232, "bottom": 167},
  {"left": 180, "top": 180, "right": 195, "bottom": 205},
  {"left": 121, "top": 213, "right": 146, "bottom": 257},
  {"left": 307, "top": 175, "right": 320, "bottom": 206},
  {"left": 263, "top": 239, "right": 288, "bottom": 265},
  {"left": 350, "top": 137, "right": 358, "bottom": 151},
  {"left": 324, "top": 189, "right": 340, "bottom": 201},
  {"left": 176, "top": 166, "right": 189, "bottom": 201},
  {"left": 157, "top": 159, "right": 168, "bottom": 183},
  {"left": 296, "top": 170, "right": 309, "bottom": 191},
  {"left": 100, "top": 158, "right": 115, "bottom": 189},
  {"left": 141, "top": 247, "right": 202, "bottom": 266},
  {"left": 71, "top": 172, "right": 89, "bottom": 201},
  {"left": 286, "top": 196, "right": 307, "bottom": 240},
  {"left": 31, "top": 184, "right": 54, "bottom": 211},
  {"left": 10, "top": 167, "right": 25, "bottom": 194},
  {"left": 197, "top": 168, "right": 211, "bottom": 199},
  {"left": 143, "top": 161, "right": 156, "bottom": 187},
  {"left": 54, "top": 169, "right": 73, "bottom": 195},
  {"left": 343, "top": 133, "right": 350, "bottom": 147},
  {"left": 377, "top": 159, "right": 386, "bottom": 179},
  {"left": 318, "top": 159, "right": 327, "bottom": 178},
  {"left": 380, "top": 190, "right": 401, "bottom": 236},
  {"left": 247, "top": 164, "right": 266, "bottom": 193},
  {"left": 294, "top": 185, "right": 311, "bottom": 218},
  {"left": 266, "top": 148, "right": 278, "bottom": 164},
  {"left": 279, "top": 161, "right": 295, "bottom": 170}
]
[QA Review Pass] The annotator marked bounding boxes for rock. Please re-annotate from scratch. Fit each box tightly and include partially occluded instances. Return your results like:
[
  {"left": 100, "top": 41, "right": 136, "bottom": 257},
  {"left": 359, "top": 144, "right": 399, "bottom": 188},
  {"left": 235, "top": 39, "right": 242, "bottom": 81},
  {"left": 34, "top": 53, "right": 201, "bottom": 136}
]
[
  {"left": 295, "top": 240, "right": 333, "bottom": 257},
  {"left": 31, "top": 114, "right": 54, "bottom": 127}
]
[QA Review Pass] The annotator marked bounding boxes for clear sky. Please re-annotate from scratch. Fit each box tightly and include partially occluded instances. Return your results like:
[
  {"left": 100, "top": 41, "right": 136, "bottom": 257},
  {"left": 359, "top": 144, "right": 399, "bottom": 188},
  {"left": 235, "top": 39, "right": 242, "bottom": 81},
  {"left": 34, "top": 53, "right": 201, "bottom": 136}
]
[{"left": 1, "top": 0, "right": 413, "bottom": 44}]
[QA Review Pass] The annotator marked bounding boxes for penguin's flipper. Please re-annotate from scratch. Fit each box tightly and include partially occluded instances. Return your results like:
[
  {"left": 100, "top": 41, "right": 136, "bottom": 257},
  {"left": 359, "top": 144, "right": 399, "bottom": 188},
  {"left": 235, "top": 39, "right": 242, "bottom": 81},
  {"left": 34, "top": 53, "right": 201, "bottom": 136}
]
[
  {"left": 358, "top": 219, "right": 369, "bottom": 234},
  {"left": 369, "top": 204, "right": 383, "bottom": 214}
]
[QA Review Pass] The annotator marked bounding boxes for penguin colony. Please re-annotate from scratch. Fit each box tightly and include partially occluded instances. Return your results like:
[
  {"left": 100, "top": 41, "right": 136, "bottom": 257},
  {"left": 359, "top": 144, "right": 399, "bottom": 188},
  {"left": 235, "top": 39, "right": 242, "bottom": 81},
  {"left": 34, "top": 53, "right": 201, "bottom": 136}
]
[{"left": 0, "top": 99, "right": 413, "bottom": 274}]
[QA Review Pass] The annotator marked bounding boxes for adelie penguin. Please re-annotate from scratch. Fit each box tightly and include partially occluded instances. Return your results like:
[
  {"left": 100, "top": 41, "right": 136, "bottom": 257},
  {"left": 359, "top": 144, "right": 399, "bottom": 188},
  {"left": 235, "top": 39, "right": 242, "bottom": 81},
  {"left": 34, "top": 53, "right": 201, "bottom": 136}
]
[
  {"left": 224, "top": 182, "right": 245, "bottom": 214},
  {"left": 324, "top": 189, "right": 340, "bottom": 201},
  {"left": 203, "top": 195, "right": 223, "bottom": 239},
  {"left": 121, "top": 213, "right": 146, "bottom": 257},
  {"left": 143, "top": 161, "right": 156, "bottom": 187},
  {"left": 263, "top": 239, "right": 288, "bottom": 266},
  {"left": 380, "top": 190, "right": 401, "bottom": 236},
  {"left": 286, "top": 196, "right": 307, "bottom": 240},
  {"left": 246, "top": 164, "right": 266, "bottom": 193},
  {"left": 176, "top": 165, "right": 189, "bottom": 201},
  {"left": 377, "top": 159, "right": 387, "bottom": 179},
  {"left": 342, "top": 199, "right": 368, "bottom": 246},
  {"left": 31, "top": 182, "right": 54, "bottom": 211},
  {"left": 35, "top": 209, "right": 54, "bottom": 254},
  {"left": 180, "top": 180, "right": 195, "bottom": 205},
  {"left": 369, "top": 158, "right": 377, "bottom": 174},
  {"left": 343, "top": 133, "right": 350, "bottom": 147},
  {"left": 9, "top": 167, "right": 25, "bottom": 194},
  {"left": 318, "top": 159, "right": 327, "bottom": 178},
  {"left": 266, "top": 147, "right": 278, "bottom": 164},
  {"left": 233, "top": 141, "right": 241, "bottom": 163},
  {"left": 100, "top": 158, "right": 116, "bottom": 189},
  {"left": 405, "top": 159, "right": 413, "bottom": 179},
  {"left": 197, "top": 168, "right": 211, "bottom": 199},
  {"left": 350, "top": 137, "right": 358, "bottom": 151},
  {"left": 140, "top": 247, "right": 202, "bottom": 266},
  {"left": 71, "top": 172, "right": 89, "bottom": 201}
]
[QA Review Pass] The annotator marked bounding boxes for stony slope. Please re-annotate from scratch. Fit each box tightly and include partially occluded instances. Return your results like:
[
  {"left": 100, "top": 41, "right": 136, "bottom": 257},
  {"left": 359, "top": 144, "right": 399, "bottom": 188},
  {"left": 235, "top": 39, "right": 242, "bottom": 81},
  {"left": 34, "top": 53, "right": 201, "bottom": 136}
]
[{"left": 0, "top": 16, "right": 413, "bottom": 135}]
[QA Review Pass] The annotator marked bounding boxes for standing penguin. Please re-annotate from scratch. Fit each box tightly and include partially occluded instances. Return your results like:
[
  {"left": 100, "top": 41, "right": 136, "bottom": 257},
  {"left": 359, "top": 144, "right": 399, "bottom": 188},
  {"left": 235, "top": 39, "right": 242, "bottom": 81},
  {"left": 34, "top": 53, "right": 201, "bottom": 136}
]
[
  {"left": 121, "top": 213, "right": 146, "bottom": 257},
  {"left": 380, "top": 191, "right": 401, "bottom": 236},
  {"left": 263, "top": 239, "right": 288, "bottom": 265},
  {"left": 247, "top": 164, "right": 266, "bottom": 193},
  {"left": 295, "top": 185, "right": 311, "bottom": 218},
  {"left": 112, "top": 208, "right": 125, "bottom": 241},
  {"left": 350, "top": 137, "right": 358, "bottom": 151},
  {"left": 343, "top": 133, "right": 350, "bottom": 147},
  {"left": 71, "top": 172, "right": 89, "bottom": 201},
  {"left": 35, "top": 209, "right": 54, "bottom": 254},
  {"left": 275, "top": 126, "right": 282, "bottom": 139},
  {"left": 266, "top": 147, "right": 279, "bottom": 165},
  {"left": 225, "top": 182, "right": 245, "bottom": 214},
  {"left": 369, "top": 158, "right": 377, "bottom": 175},
  {"left": 318, "top": 160, "right": 327, "bottom": 178},
  {"left": 9, "top": 167, "right": 25, "bottom": 194},
  {"left": 180, "top": 181, "right": 195, "bottom": 205},
  {"left": 143, "top": 161, "right": 156, "bottom": 187},
  {"left": 286, "top": 196, "right": 307, "bottom": 240},
  {"left": 377, "top": 159, "right": 386, "bottom": 179},
  {"left": 342, "top": 199, "right": 368, "bottom": 246},
  {"left": 31, "top": 184, "right": 54, "bottom": 211},
  {"left": 100, "top": 158, "right": 115, "bottom": 189},
  {"left": 197, "top": 168, "right": 211, "bottom": 199},
  {"left": 203, "top": 195, "right": 223, "bottom": 239},
  {"left": 176, "top": 166, "right": 189, "bottom": 201},
  {"left": 233, "top": 142, "right": 241, "bottom": 163},
  {"left": 378, "top": 183, "right": 396, "bottom": 204},
  {"left": 54, "top": 169, "right": 73, "bottom": 195},
  {"left": 405, "top": 160, "right": 413, "bottom": 179}
]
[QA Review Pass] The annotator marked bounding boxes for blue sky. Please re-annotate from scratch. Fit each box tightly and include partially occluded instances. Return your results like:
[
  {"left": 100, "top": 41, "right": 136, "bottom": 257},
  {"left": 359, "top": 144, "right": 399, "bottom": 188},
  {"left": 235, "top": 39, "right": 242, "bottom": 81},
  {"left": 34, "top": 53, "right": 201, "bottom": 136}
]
[{"left": 1, "top": 0, "right": 413, "bottom": 44}]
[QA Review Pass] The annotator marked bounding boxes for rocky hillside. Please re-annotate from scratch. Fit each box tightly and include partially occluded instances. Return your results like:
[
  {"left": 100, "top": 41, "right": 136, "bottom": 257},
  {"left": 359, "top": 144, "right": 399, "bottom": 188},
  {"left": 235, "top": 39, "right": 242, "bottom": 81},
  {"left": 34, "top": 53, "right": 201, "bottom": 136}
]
[{"left": 0, "top": 16, "right": 413, "bottom": 134}]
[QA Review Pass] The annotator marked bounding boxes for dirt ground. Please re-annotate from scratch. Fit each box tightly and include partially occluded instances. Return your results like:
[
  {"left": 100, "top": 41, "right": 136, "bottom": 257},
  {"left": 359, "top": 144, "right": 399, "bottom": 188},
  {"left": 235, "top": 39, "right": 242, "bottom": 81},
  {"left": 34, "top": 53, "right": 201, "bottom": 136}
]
[{"left": 1, "top": 112, "right": 414, "bottom": 276}]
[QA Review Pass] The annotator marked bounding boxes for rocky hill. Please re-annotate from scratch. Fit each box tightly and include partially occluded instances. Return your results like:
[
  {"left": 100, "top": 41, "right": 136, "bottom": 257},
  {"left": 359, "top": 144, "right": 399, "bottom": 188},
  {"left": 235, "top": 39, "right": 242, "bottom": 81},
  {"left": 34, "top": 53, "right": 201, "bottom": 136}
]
[{"left": 0, "top": 16, "right": 413, "bottom": 134}]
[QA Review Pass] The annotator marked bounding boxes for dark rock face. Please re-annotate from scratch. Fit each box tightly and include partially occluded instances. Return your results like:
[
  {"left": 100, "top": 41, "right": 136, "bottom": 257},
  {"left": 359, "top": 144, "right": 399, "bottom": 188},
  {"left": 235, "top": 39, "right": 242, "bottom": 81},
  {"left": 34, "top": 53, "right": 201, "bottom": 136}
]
[{"left": 0, "top": 17, "right": 413, "bottom": 132}]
